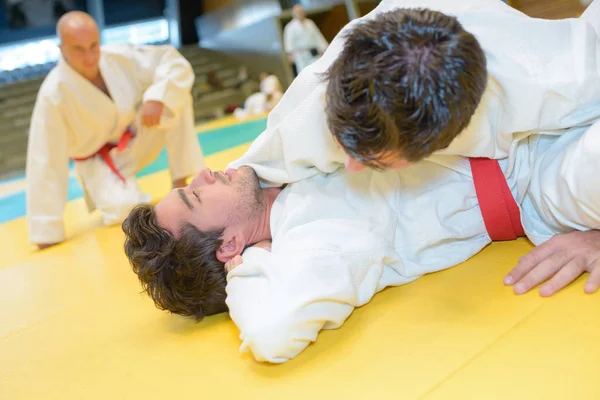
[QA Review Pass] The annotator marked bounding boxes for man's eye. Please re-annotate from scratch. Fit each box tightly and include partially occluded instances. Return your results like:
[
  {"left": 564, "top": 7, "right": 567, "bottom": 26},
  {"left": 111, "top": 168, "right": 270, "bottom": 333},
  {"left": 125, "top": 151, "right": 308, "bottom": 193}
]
[{"left": 192, "top": 191, "right": 201, "bottom": 203}]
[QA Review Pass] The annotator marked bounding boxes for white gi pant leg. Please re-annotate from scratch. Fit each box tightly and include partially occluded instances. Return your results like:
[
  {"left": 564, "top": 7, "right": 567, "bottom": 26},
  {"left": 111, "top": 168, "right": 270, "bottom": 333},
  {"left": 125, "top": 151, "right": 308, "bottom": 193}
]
[
  {"left": 520, "top": 122, "right": 600, "bottom": 244},
  {"left": 76, "top": 96, "right": 204, "bottom": 226}
]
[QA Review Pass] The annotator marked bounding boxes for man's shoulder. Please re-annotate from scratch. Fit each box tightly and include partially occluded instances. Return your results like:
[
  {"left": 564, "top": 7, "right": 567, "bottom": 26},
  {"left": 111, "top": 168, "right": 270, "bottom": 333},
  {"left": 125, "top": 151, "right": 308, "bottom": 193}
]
[
  {"left": 305, "top": 18, "right": 318, "bottom": 27},
  {"left": 284, "top": 19, "right": 300, "bottom": 29},
  {"left": 36, "top": 67, "right": 66, "bottom": 103}
]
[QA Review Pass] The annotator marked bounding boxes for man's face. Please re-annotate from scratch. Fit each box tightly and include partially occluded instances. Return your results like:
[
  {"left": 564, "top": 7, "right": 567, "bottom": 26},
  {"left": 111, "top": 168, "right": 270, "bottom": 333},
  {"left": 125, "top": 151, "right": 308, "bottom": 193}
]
[
  {"left": 293, "top": 5, "right": 306, "bottom": 20},
  {"left": 60, "top": 25, "right": 101, "bottom": 80},
  {"left": 155, "top": 166, "right": 264, "bottom": 236}
]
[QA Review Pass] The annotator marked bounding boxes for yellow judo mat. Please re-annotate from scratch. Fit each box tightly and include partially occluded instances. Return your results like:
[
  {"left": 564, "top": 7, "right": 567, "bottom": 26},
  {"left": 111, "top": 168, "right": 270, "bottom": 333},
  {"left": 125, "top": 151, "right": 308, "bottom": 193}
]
[{"left": 1, "top": 118, "right": 599, "bottom": 400}]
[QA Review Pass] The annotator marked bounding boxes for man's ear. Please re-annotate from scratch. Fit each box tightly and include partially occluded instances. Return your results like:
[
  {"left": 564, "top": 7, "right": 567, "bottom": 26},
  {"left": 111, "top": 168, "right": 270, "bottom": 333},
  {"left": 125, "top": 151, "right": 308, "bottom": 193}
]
[{"left": 216, "top": 235, "right": 245, "bottom": 263}]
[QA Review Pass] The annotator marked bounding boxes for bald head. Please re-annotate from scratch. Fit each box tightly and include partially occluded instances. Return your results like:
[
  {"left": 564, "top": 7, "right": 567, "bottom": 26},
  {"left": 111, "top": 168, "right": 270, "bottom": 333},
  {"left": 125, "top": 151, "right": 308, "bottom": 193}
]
[
  {"left": 57, "top": 11, "right": 101, "bottom": 80},
  {"left": 292, "top": 4, "right": 306, "bottom": 20},
  {"left": 57, "top": 11, "right": 98, "bottom": 42}
]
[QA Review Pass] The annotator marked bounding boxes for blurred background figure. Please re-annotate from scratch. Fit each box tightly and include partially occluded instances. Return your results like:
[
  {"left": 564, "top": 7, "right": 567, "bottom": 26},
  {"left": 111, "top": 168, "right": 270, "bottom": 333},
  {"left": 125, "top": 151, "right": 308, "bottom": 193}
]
[
  {"left": 234, "top": 72, "right": 283, "bottom": 119},
  {"left": 283, "top": 4, "right": 328, "bottom": 75}
]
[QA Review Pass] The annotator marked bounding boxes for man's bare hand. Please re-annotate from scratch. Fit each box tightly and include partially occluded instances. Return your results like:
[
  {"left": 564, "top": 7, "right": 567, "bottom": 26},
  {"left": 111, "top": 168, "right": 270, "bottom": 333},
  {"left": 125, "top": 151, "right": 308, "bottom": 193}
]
[
  {"left": 504, "top": 230, "right": 600, "bottom": 296},
  {"left": 141, "top": 101, "right": 164, "bottom": 127}
]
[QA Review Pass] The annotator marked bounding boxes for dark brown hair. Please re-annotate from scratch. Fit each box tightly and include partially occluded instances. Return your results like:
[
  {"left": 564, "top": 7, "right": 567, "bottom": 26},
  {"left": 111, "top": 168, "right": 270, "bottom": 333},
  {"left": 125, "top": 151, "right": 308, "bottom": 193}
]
[
  {"left": 122, "top": 204, "right": 228, "bottom": 320},
  {"left": 325, "top": 8, "right": 487, "bottom": 167}
]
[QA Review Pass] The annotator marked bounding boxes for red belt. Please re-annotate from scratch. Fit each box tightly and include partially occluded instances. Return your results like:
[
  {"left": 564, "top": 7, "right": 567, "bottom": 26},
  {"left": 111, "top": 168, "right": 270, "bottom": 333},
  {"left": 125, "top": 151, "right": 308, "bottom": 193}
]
[
  {"left": 72, "top": 130, "right": 134, "bottom": 184},
  {"left": 469, "top": 158, "right": 525, "bottom": 241}
]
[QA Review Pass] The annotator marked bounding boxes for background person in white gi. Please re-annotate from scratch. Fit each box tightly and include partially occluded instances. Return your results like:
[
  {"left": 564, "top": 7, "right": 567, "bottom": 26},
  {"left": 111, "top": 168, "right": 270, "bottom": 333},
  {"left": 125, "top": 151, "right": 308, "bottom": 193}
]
[
  {"left": 26, "top": 11, "right": 204, "bottom": 249},
  {"left": 283, "top": 4, "right": 328, "bottom": 74}
]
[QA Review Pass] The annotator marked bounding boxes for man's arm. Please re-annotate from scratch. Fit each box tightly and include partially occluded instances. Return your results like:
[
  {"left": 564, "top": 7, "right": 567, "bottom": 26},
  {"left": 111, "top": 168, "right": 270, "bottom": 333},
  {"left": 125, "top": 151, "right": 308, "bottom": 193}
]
[
  {"left": 283, "top": 23, "right": 295, "bottom": 63},
  {"left": 508, "top": 115, "right": 600, "bottom": 295},
  {"left": 226, "top": 246, "right": 360, "bottom": 364},
  {"left": 226, "top": 82, "right": 345, "bottom": 187},
  {"left": 129, "top": 44, "right": 195, "bottom": 116},
  {"left": 226, "top": 220, "right": 409, "bottom": 363},
  {"left": 26, "top": 96, "right": 70, "bottom": 247}
]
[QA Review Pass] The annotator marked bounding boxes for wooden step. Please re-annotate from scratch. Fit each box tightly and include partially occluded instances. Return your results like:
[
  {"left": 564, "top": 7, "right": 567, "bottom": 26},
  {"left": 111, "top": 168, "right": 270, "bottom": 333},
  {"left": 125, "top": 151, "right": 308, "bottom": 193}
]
[
  {"left": 0, "top": 130, "right": 28, "bottom": 147},
  {"left": 1, "top": 93, "right": 38, "bottom": 110}
]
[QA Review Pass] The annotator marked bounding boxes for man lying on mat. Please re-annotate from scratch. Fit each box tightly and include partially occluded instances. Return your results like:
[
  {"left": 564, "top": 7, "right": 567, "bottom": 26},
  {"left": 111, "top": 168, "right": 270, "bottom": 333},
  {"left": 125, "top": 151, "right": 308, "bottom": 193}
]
[{"left": 122, "top": 123, "right": 600, "bottom": 363}]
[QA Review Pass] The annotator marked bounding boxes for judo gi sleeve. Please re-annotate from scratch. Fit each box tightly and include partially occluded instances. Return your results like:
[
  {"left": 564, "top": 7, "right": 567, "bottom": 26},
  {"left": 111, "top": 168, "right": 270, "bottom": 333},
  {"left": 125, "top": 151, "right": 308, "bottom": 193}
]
[
  {"left": 26, "top": 97, "right": 70, "bottom": 244},
  {"left": 523, "top": 122, "right": 600, "bottom": 243},
  {"left": 134, "top": 44, "right": 195, "bottom": 114},
  {"left": 227, "top": 84, "right": 345, "bottom": 187},
  {"left": 225, "top": 221, "right": 390, "bottom": 363}
]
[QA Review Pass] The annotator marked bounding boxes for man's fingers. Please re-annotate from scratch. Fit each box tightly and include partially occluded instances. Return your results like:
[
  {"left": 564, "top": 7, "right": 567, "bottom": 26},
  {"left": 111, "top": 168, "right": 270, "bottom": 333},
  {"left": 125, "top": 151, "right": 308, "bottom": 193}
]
[
  {"left": 539, "top": 260, "right": 586, "bottom": 297},
  {"left": 507, "top": 230, "right": 600, "bottom": 295},
  {"left": 584, "top": 260, "right": 600, "bottom": 294},
  {"left": 512, "top": 255, "right": 568, "bottom": 294},
  {"left": 505, "top": 242, "right": 561, "bottom": 285}
]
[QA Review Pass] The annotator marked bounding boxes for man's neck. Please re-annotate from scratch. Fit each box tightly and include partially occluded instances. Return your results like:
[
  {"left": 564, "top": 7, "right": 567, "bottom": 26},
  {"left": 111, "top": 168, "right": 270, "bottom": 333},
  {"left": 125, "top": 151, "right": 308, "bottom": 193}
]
[{"left": 244, "top": 187, "right": 282, "bottom": 245}]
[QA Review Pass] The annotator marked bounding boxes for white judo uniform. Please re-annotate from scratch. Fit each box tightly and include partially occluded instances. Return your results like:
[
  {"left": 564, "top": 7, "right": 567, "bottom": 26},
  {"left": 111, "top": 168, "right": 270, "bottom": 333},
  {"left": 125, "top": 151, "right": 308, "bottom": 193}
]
[
  {"left": 226, "top": 122, "right": 600, "bottom": 363},
  {"left": 283, "top": 17, "right": 329, "bottom": 73},
  {"left": 26, "top": 43, "right": 204, "bottom": 244}
]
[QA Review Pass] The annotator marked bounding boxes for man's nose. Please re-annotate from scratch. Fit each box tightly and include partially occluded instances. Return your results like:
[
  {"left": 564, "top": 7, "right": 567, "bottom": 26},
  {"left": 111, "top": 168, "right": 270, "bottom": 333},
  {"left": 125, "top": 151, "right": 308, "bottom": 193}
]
[
  {"left": 201, "top": 168, "right": 216, "bottom": 184},
  {"left": 199, "top": 168, "right": 215, "bottom": 185},
  {"left": 190, "top": 168, "right": 215, "bottom": 187},
  {"left": 345, "top": 157, "right": 367, "bottom": 173},
  {"left": 84, "top": 50, "right": 97, "bottom": 63}
]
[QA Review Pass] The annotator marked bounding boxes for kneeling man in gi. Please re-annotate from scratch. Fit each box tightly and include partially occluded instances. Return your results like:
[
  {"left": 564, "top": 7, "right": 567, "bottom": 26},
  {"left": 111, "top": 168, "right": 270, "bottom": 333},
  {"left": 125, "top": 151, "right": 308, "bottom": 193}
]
[{"left": 26, "top": 11, "right": 204, "bottom": 249}]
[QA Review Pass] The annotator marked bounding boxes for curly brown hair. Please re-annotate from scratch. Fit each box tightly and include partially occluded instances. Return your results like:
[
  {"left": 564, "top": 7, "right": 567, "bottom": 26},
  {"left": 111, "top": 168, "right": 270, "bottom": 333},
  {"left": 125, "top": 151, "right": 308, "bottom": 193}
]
[
  {"left": 325, "top": 8, "right": 487, "bottom": 168},
  {"left": 122, "top": 204, "right": 228, "bottom": 320}
]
